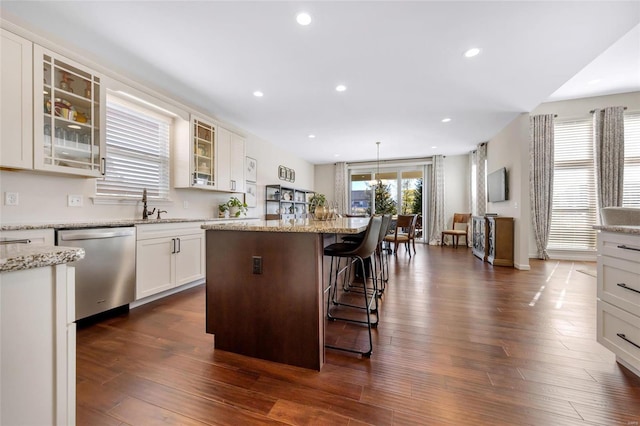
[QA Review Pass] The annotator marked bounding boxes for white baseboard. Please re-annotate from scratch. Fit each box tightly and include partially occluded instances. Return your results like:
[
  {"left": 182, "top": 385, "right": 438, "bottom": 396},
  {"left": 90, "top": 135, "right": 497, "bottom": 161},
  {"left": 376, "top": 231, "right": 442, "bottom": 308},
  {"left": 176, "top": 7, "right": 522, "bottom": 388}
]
[
  {"left": 514, "top": 262, "right": 530, "bottom": 271},
  {"left": 130, "top": 278, "right": 205, "bottom": 309}
]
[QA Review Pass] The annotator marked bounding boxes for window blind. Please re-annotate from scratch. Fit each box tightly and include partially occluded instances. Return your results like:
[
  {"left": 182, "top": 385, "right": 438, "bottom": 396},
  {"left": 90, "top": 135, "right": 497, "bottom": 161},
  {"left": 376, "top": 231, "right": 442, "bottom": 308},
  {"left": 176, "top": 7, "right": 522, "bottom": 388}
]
[
  {"left": 623, "top": 112, "right": 640, "bottom": 207},
  {"left": 548, "top": 119, "right": 597, "bottom": 251},
  {"left": 96, "top": 98, "right": 170, "bottom": 200}
]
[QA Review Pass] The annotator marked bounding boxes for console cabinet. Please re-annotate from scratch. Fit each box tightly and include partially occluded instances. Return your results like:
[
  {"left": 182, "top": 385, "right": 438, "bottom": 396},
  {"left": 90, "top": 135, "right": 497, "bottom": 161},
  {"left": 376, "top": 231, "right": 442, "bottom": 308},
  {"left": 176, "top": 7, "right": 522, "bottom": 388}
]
[
  {"left": 472, "top": 216, "right": 514, "bottom": 267},
  {"left": 472, "top": 216, "right": 486, "bottom": 261},
  {"left": 597, "top": 231, "right": 640, "bottom": 378}
]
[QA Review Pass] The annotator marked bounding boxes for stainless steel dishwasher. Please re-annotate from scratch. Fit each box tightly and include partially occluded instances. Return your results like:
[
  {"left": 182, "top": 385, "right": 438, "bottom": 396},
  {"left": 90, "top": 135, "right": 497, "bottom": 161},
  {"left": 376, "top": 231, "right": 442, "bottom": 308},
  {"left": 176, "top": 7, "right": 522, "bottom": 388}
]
[{"left": 56, "top": 226, "right": 136, "bottom": 321}]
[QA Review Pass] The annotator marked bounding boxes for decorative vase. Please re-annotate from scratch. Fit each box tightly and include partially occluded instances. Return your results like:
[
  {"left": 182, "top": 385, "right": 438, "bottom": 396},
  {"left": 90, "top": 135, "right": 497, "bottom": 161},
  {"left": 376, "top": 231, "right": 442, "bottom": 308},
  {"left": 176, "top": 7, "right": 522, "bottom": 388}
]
[{"left": 314, "top": 205, "right": 328, "bottom": 220}]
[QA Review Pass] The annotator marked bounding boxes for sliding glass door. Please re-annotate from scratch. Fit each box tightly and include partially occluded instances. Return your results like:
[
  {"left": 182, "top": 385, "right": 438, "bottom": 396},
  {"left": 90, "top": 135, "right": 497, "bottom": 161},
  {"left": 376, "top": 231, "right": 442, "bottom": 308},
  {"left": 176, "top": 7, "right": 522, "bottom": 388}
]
[{"left": 349, "top": 165, "right": 427, "bottom": 241}]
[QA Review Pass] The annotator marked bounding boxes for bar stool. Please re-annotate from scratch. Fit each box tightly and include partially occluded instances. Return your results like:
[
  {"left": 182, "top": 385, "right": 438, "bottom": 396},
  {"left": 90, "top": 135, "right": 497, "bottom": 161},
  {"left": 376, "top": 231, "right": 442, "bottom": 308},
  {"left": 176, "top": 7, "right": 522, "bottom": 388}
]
[
  {"left": 324, "top": 215, "right": 382, "bottom": 356},
  {"left": 341, "top": 214, "right": 391, "bottom": 296}
]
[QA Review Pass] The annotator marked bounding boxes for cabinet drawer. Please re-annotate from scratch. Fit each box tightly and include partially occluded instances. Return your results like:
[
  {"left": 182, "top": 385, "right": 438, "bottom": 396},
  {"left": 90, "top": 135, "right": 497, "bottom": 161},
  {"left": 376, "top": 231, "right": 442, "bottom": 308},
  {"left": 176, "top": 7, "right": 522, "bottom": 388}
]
[
  {"left": 598, "top": 256, "right": 640, "bottom": 314},
  {"left": 597, "top": 300, "right": 640, "bottom": 373},
  {"left": 598, "top": 231, "right": 640, "bottom": 263},
  {"left": 136, "top": 222, "right": 204, "bottom": 240}
]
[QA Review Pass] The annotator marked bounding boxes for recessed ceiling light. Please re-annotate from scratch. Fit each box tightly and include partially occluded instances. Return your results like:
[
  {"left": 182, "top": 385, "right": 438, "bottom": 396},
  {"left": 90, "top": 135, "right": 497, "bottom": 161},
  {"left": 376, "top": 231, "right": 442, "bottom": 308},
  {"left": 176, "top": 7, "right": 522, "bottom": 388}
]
[
  {"left": 296, "top": 12, "right": 311, "bottom": 26},
  {"left": 588, "top": 78, "right": 601, "bottom": 85},
  {"left": 308, "top": 134, "right": 316, "bottom": 139},
  {"left": 335, "top": 84, "right": 347, "bottom": 92},
  {"left": 464, "top": 48, "right": 481, "bottom": 58},
  {"left": 431, "top": 146, "right": 438, "bottom": 149},
  {"left": 253, "top": 91, "right": 264, "bottom": 97},
  {"left": 441, "top": 118, "right": 451, "bottom": 123},
  {"left": 334, "top": 154, "right": 340, "bottom": 157}
]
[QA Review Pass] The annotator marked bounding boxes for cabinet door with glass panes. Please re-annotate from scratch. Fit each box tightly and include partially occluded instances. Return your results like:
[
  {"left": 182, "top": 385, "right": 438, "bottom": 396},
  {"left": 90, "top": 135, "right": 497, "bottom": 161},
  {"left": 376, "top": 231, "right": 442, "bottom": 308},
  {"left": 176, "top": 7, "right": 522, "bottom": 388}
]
[
  {"left": 191, "top": 116, "right": 216, "bottom": 189},
  {"left": 33, "top": 45, "right": 105, "bottom": 177}
]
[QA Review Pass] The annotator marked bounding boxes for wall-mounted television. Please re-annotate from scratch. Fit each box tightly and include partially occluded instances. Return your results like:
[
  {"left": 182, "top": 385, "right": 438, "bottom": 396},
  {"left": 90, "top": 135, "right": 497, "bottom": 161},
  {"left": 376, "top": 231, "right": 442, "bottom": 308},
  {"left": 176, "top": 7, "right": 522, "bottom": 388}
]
[{"left": 487, "top": 167, "right": 508, "bottom": 202}]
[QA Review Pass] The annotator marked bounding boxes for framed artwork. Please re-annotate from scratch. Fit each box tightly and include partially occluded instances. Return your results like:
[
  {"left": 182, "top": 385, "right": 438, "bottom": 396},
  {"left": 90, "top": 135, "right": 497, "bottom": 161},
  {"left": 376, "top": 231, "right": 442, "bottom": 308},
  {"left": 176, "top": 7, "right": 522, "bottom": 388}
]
[
  {"left": 245, "top": 182, "right": 257, "bottom": 207},
  {"left": 246, "top": 157, "right": 257, "bottom": 182},
  {"left": 278, "top": 165, "right": 296, "bottom": 182},
  {"left": 279, "top": 165, "right": 287, "bottom": 180}
]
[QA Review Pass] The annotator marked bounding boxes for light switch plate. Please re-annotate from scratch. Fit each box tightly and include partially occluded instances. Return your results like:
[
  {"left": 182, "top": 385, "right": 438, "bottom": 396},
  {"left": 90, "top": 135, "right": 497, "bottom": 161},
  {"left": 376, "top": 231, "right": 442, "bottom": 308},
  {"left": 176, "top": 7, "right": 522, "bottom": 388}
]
[
  {"left": 68, "top": 194, "right": 83, "bottom": 207},
  {"left": 4, "top": 192, "right": 18, "bottom": 206}
]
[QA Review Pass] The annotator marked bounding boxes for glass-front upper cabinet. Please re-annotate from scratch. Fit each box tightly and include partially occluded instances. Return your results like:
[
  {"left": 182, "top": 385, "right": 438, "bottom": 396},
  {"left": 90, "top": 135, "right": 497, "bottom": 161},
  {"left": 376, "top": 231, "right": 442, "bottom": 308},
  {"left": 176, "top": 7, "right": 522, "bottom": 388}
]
[
  {"left": 192, "top": 117, "right": 216, "bottom": 188},
  {"left": 33, "top": 45, "right": 105, "bottom": 177}
]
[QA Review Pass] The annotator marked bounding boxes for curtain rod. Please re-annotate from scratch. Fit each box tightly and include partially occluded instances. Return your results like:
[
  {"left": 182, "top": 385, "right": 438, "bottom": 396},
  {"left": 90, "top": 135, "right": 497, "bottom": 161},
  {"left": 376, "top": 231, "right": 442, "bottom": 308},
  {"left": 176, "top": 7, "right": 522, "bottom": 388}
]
[{"left": 590, "top": 107, "right": 628, "bottom": 113}]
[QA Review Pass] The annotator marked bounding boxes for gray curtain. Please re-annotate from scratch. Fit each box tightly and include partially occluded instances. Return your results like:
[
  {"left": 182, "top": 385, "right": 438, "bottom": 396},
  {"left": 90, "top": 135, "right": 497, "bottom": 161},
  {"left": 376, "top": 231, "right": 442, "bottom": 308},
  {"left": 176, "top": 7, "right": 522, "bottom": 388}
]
[
  {"left": 594, "top": 107, "right": 625, "bottom": 211},
  {"left": 476, "top": 143, "right": 487, "bottom": 216},
  {"left": 529, "top": 114, "right": 555, "bottom": 260},
  {"left": 469, "top": 150, "right": 477, "bottom": 216},
  {"left": 334, "top": 162, "right": 348, "bottom": 215},
  {"left": 428, "top": 155, "right": 445, "bottom": 245}
]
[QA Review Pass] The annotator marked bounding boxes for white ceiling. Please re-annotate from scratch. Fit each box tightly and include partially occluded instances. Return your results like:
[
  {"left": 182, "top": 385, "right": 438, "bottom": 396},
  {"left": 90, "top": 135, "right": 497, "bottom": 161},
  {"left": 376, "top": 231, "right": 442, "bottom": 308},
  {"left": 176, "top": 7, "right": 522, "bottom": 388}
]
[{"left": 2, "top": 1, "right": 639, "bottom": 164}]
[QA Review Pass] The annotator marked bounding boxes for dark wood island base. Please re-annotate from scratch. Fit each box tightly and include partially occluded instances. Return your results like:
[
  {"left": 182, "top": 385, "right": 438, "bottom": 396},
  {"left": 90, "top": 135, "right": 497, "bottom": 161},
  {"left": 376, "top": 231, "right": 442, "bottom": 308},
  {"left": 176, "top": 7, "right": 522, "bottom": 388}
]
[{"left": 203, "top": 218, "right": 368, "bottom": 371}]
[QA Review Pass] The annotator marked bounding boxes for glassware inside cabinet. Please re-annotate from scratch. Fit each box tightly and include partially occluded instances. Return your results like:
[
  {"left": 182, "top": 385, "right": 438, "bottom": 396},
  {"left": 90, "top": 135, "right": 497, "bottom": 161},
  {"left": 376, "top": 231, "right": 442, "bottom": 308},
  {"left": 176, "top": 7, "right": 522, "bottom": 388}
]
[
  {"left": 192, "top": 119, "right": 215, "bottom": 186},
  {"left": 38, "top": 49, "right": 102, "bottom": 174}
]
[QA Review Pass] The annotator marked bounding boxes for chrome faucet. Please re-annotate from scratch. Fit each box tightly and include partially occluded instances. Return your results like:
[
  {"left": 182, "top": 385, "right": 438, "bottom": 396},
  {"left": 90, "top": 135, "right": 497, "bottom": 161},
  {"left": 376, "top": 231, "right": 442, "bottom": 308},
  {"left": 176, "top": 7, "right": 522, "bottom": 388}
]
[{"left": 142, "top": 188, "right": 156, "bottom": 220}]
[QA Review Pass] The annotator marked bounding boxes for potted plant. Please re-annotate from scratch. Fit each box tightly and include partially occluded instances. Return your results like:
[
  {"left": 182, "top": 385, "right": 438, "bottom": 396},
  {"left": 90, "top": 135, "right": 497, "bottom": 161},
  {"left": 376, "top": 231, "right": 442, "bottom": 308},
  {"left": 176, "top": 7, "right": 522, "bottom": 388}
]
[
  {"left": 227, "top": 196, "right": 248, "bottom": 217},
  {"left": 218, "top": 203, "right": 229, "bottom": 218},
  {"left": 309, "top": 193, "right": 328, "bottom": 220}
]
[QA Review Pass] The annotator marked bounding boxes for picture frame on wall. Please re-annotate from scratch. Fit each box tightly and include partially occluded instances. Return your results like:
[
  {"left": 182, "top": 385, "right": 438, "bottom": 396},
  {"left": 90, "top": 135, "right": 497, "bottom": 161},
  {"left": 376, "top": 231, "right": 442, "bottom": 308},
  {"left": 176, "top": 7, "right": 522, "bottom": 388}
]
[
  {"left": 246, "top": 157, "right": 257, "bottom": 182},
  {"left": 245, "top": 182, "right": 257, "bottom": 207}
]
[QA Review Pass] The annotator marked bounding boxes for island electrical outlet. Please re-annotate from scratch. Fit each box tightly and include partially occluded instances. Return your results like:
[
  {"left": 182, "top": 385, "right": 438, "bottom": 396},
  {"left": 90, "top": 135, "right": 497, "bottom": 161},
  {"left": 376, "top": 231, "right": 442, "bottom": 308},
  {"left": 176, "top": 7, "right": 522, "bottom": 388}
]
[{"left": 252, "top": 256, "right": 262, "bottom": 274}]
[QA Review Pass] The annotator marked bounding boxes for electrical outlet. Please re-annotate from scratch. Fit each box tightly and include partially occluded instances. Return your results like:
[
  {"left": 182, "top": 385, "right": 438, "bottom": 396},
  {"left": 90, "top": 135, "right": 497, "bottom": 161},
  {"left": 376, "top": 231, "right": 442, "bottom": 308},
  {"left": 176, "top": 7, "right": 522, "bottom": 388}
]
[
  {"left": 67, "top": 194, "right": 83, "bottom": 207},
  {"left": 183, "top": 201, "right": 189, "bottom": 209},
  {"left": 252, "top": 256, "right": 262, "bottom": 274},
  {"left": 4, "top": 192, "right": 18, "bottom": 206}
]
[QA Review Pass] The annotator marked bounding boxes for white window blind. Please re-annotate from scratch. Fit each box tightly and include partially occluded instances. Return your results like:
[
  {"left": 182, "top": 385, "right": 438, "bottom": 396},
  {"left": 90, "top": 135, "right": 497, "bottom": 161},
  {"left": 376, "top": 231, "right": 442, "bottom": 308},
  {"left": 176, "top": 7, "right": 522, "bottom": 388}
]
[
  {"left": 548, "top": 119, "right": 597, "bottom": 251},
  {"left": 96, "top": 97, "right": 170, "bottom": 200},
  {"left": 623, "top": 112, "right": 640, "bottom": 207}
]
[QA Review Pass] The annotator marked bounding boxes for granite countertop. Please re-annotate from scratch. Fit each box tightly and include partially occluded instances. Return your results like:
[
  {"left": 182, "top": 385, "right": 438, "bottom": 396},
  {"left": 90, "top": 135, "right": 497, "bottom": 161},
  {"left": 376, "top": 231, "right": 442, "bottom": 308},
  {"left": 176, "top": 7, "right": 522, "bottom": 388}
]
[
  {"left": 0, "top": 216, "right": 259, "bottom": 231},
  {"left": 593, "top": 225, "right": 640, "bottom": 235},
  {"left": 0, "top": 244, "right": 85, "bottom": 273},
  {"left": 202, "top": 217, "right": 370, "bottom": 234}
]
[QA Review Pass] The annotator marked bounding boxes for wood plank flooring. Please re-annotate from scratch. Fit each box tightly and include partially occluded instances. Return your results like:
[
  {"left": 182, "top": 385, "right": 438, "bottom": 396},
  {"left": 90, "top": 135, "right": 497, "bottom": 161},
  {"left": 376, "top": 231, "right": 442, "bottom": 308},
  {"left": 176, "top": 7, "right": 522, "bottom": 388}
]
[{"left": 76, "top": 245, "right": 640, "bottom": 425}]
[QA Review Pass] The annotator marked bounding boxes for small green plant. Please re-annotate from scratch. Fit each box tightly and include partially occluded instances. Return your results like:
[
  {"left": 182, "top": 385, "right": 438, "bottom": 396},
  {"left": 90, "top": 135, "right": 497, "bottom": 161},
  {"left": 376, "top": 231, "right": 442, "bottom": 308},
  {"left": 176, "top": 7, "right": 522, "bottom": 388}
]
[
  {"left": 227, "top": 196, "right": 248, "bottom": 217},
  {"left": 309, "top": 193, "right": 326, "bottom": 206},
  {"left": 218, "top": 203, "right": 229, "bottom": 213}
]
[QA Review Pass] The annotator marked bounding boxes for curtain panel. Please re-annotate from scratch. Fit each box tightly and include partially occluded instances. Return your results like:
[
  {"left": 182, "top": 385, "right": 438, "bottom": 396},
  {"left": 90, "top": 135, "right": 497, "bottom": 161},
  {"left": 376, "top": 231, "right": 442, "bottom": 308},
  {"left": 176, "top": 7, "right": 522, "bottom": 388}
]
[
  {"left": 529, "top": 114, "right": 555, "bottom": 260},
  {"left": 334, "top": 162, "right": 348, "bottom": 215},
  {"left": 428, "top": 155, "right": 445, "bottom": 245},
  {"left": 594, "top": 106, "right": 625, "bottom": 211},
  {"left": 476, "top": 143, "right": 487, "bottom": 216}
]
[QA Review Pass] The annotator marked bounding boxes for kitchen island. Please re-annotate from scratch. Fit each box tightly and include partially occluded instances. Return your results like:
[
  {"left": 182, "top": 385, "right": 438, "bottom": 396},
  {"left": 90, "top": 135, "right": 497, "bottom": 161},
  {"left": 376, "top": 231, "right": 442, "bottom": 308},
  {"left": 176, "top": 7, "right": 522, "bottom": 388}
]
[{"left": 202, "top": 218, "right": 369, "bottom": 370}]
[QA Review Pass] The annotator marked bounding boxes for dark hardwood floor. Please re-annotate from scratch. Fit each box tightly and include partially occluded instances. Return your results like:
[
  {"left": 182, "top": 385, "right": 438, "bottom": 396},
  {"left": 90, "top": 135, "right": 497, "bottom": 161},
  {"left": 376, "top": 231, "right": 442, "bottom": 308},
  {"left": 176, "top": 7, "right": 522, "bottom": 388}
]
[{"left": 76, "top": 244, "right": 640, "bottom": 425}]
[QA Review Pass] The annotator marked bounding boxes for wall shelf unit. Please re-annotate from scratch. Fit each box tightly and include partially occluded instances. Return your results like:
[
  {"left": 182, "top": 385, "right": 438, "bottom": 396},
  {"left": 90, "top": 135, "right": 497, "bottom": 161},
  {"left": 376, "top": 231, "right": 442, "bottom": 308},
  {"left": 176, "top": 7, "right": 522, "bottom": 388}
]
[{"left": 265, "top": 185, "right": 314, "bottom": 220}]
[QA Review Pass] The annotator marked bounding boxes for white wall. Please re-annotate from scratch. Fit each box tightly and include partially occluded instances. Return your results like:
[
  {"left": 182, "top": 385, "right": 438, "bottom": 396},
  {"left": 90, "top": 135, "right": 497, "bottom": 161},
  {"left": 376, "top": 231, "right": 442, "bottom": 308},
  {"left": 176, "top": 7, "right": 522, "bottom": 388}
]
[
  {"left": 443, "top": 155, "right": 470, "bottom": 230},
  {"left": 486, "top": 113, "right": 530, "bottom": 270},
  {"left": 314, "top": 164, "right": 335, "bottom": 202}
]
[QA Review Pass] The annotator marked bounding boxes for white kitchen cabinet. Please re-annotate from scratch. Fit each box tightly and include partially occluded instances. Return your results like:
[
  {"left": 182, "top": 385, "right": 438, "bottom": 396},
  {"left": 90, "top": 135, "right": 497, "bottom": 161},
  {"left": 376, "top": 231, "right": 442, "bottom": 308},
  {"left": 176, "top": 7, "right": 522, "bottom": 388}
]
[
  {"left": 33, "top": 45, "right": 106, "bottom": 177},
  {"left": 0, "top": 29, "right": 33, "bottom": 170},
  {"left": 135, "top": 222, "right": 205, "bottom": 299},
  {"left": 174, "top": 115, "right": 217, "bottom": 190},
  {"left": 1, "top": 263, "right": 76, "bottom": 426},
  {"left": 597, "top": 230, "right": 640, "bottom": 377},
  {"left": 217, "top": 127, "right": 246, "bottom": 193},
  {"left": 173, "top": 116, "right": 246, "bottom": 193},
  {"left": 0, "top": 228, "right": 55, "bottom": 245}
]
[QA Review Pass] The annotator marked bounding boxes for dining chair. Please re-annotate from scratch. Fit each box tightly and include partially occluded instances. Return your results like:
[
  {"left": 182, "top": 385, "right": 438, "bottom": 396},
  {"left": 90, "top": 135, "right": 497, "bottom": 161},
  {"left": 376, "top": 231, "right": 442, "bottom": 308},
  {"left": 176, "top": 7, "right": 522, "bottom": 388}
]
[
  {"left": 383, "top": 214, "right": 418, "bottom": 256},
  {"left": 441, "top": 213, "right": 471, "bottom": 248}
]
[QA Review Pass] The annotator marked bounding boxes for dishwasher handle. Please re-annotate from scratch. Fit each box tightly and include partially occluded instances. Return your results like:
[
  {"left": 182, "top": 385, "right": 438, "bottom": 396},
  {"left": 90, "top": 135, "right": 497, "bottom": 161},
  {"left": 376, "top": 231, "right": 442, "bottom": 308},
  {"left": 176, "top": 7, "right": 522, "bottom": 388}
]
[{"left": 58, "top": 228, "right": 135, "bottom": 241}]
